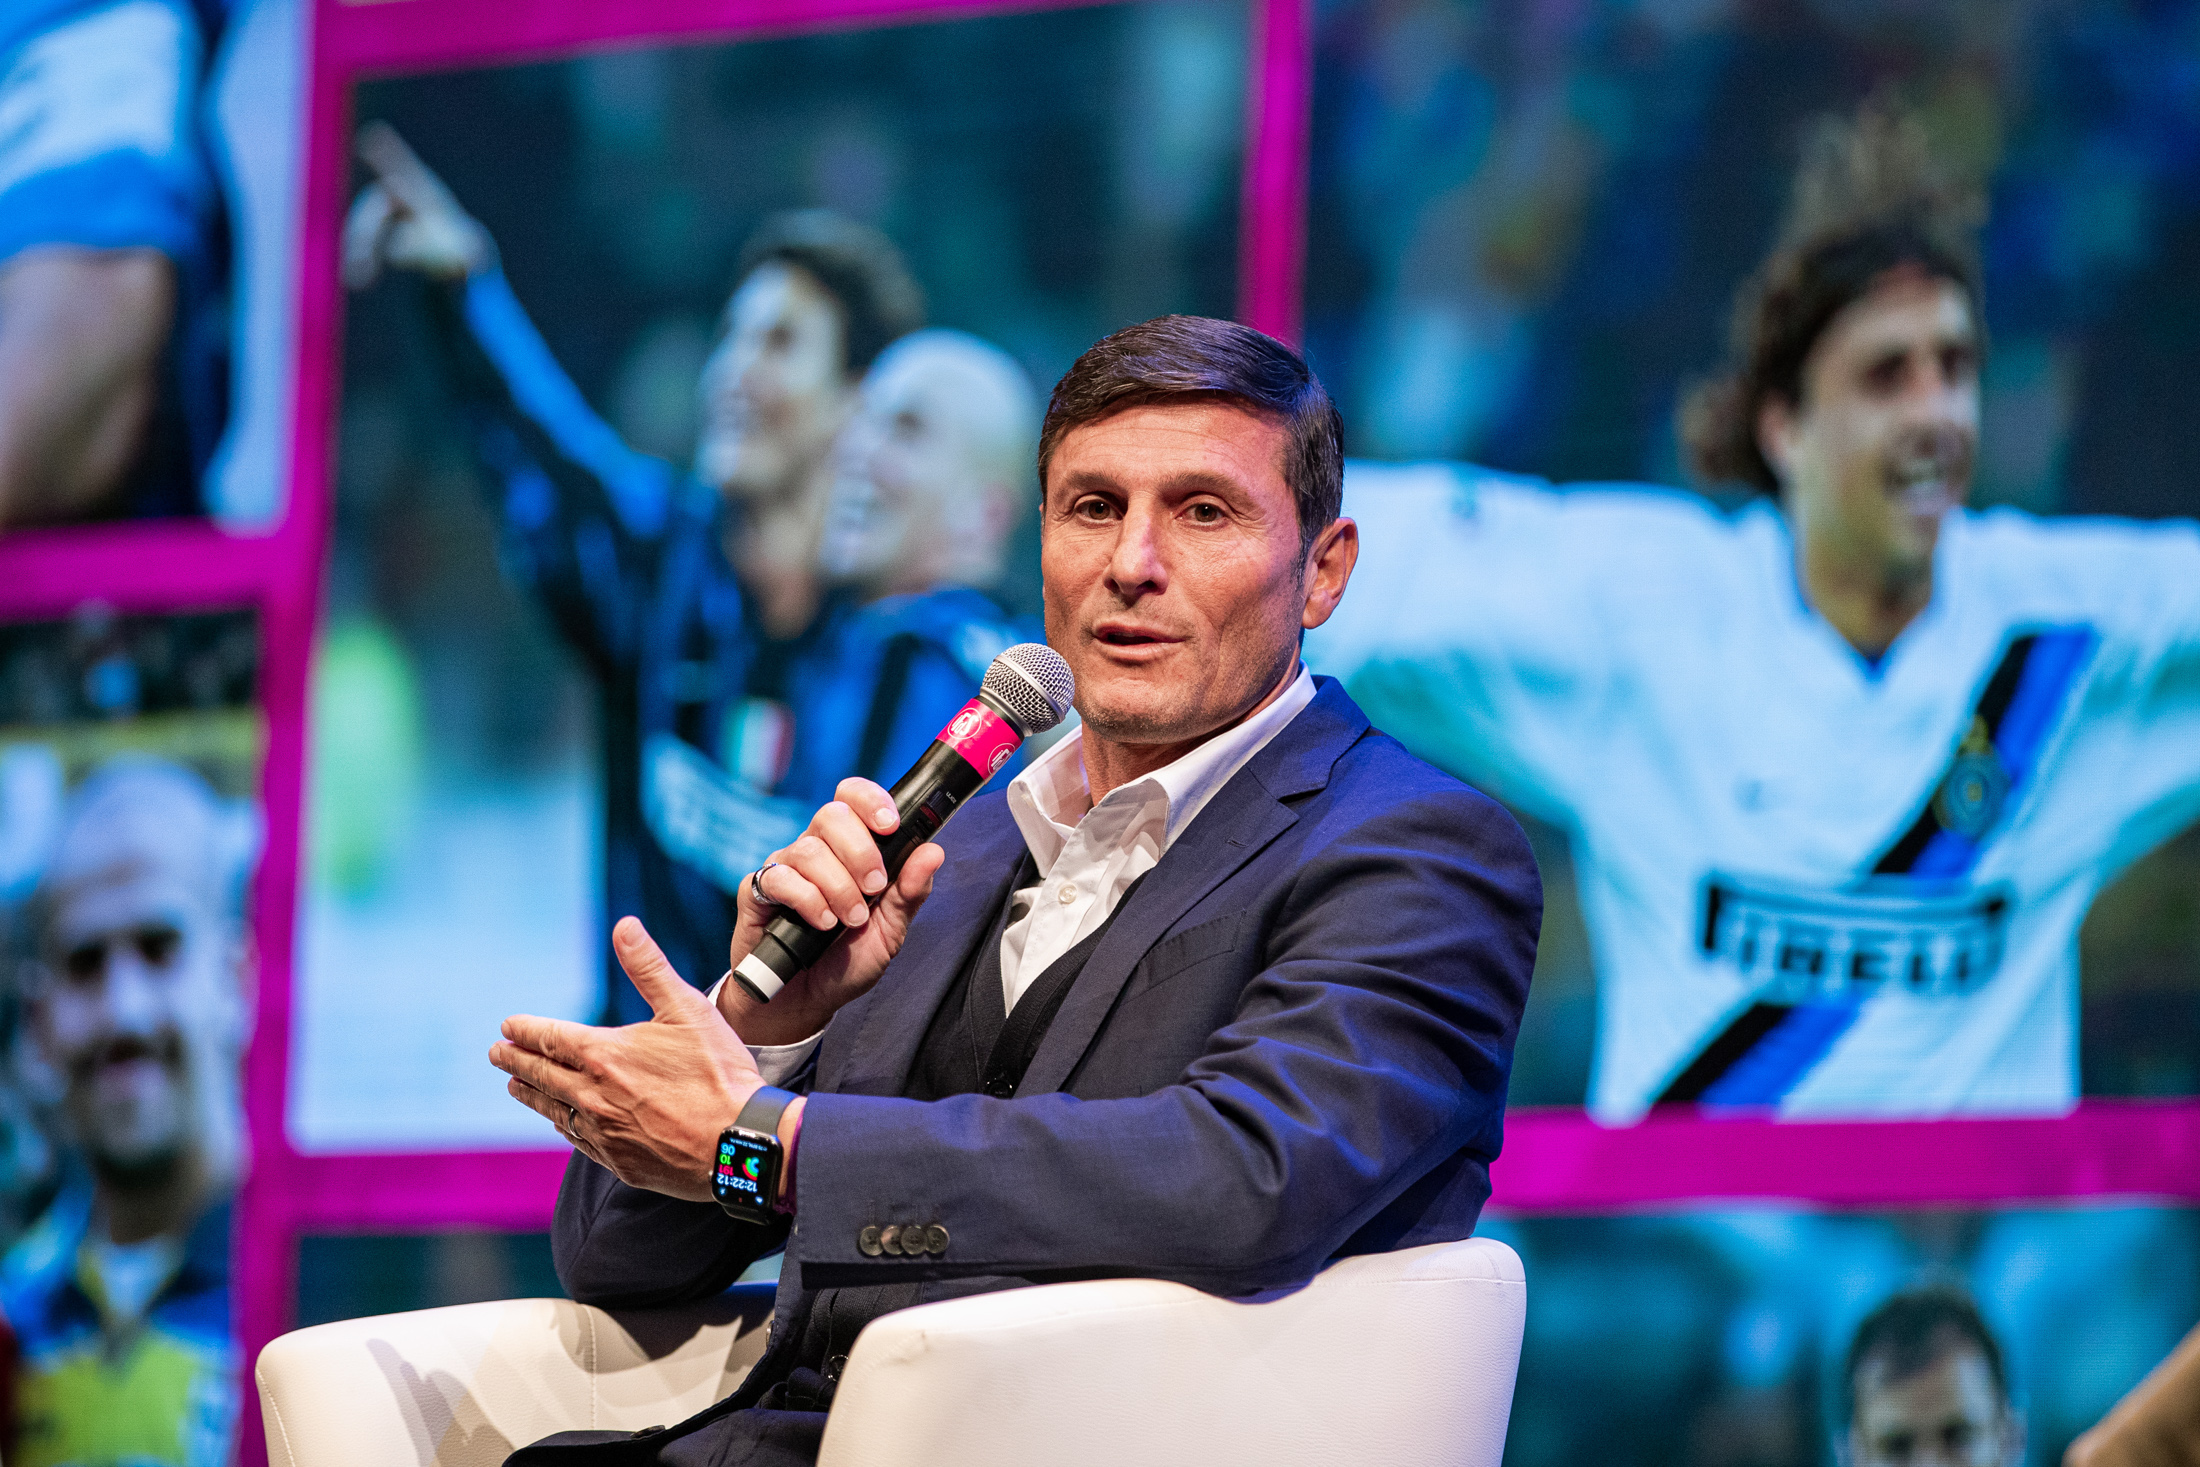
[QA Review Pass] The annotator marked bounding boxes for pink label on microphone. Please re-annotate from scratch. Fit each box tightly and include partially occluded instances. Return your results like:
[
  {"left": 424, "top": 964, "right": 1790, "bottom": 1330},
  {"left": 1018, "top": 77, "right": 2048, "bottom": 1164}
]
[{"left": 939, "top": 699, "right": 1021, "bottom": 777}]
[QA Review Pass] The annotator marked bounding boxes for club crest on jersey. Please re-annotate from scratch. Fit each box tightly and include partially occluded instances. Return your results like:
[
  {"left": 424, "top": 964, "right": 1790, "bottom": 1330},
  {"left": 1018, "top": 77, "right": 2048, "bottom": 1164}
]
[
  {"left": 1930, "top": 716, "right": 2010, "bottom": 840},
  {"left": 1697, "top": 872, "right": 2011, "bottom": 1000}
]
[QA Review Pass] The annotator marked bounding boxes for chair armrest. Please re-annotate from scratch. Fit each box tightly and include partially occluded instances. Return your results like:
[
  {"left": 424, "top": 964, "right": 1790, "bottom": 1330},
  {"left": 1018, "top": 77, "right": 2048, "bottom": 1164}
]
[
  {"left": 818, "top": 1237, "right": 1525, "bottom": 1467},
  {"left": 255, "top": 1285, "right": 774, "bottom": 1467}
]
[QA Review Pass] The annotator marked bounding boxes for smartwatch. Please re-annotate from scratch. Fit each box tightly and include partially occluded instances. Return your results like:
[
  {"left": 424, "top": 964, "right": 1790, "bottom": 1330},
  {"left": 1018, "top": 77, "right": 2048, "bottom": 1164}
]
[{"left": 713, "top": 1086, "right": 796, "bottom": 1225}]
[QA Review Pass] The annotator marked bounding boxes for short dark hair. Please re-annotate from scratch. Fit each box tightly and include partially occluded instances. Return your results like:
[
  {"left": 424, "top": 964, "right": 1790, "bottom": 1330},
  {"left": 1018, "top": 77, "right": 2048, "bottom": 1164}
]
[
  {"left": 1843, "top": 1285, "right": 2010, "bottom": 1426},
  {"left": 735, "top": 210, "right": 925, "bottom": 377},
  {"left": 1036, "top": 315, "right": 1344, "bottom": 556},
  {"left": 1681, "top": 97, "right": 1985, "bottom": 494}
]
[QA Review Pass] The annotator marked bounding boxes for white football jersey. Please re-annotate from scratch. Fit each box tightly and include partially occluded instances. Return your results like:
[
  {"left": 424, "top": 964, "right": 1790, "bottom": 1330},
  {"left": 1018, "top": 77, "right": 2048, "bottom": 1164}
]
[{"left": 1307, "top": 461, "right": 2200, "bottom": 1123}]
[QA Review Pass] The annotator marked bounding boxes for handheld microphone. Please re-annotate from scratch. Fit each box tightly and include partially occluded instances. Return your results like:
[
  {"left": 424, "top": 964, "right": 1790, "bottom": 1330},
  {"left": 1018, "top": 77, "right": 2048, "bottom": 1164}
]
[{"left": 730, "top": 642, "right": 1076, "bottom": 1002}]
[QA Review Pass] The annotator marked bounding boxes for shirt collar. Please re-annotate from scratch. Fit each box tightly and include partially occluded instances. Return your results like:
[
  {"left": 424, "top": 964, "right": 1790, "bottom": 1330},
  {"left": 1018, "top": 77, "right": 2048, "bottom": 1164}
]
[{"left": 1006, "top": 664, "right": 1316, "bottom": 874}]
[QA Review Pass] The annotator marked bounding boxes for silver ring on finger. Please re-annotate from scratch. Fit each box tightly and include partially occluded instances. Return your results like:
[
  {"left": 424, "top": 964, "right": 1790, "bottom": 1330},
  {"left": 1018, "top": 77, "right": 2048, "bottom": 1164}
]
[
  {"left": 566, "top": 1103, "right": 579, "bottom": 1132},
  {"left": 750, "top": 862, "right": 780, "bottom": 905}
]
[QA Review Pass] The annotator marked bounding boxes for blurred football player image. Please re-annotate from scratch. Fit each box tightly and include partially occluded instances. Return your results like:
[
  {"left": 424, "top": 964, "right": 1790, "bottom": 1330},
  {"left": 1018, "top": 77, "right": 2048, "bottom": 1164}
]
[
  {"left": 1842, "top": 1286, "right": 2024, "bottom": 1467},
  {"left": 1313, "top": 100, "right": 2200, "bottom": 1122},
  {"left": 1, "top": 758, "right": 256, "bottom": 1467},
  {"left": 345, "top": 125, "right": 1024, "bottom": 1022},
  {"left": 0, "top": 0, "right": 230, "bottom": 529}
]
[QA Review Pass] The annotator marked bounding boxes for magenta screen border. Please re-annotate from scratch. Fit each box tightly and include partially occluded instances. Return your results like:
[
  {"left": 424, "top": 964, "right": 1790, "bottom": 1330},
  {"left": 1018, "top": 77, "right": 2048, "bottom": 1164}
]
[
  {"left": 0, "top": 0, "right": 2190, "bottom": 1458},
  {"left": 261, "top": 0, "right": 1313, "bottom": 1453}
]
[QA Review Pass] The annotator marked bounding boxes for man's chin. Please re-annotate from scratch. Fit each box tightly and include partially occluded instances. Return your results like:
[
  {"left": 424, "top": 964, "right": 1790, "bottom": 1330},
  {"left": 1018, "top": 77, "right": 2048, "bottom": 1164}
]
[
  {"left": 1075, "top": 687, "right": 1207, "bottom": 748},
  {"left": 821, "top": 538, "right": 894, "bottom": 583},
  {"left": 75, "top": 1076, "right": 190, "bottom": 1187},
  {"left": 699, "top": 440, "right": 793, "bottom": 500},
  {"left": 1886, "top": 476, "right": 1963, "bottom": 535},
  {"left": 1889, "top": 512, "right": 1948, "bottom": 576},
  {"left": 86, "top": 1137, "right": 189, "bottom": 1193}
]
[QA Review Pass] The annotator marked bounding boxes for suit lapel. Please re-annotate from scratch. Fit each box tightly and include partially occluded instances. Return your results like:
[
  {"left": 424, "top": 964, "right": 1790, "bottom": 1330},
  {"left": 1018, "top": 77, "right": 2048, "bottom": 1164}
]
[
  {"left": 832, "top": 803, "right": 1027, "bottom": 1097},
  {"left": 1018, "top": 679, "right": 1369, "bottom": 1095}
]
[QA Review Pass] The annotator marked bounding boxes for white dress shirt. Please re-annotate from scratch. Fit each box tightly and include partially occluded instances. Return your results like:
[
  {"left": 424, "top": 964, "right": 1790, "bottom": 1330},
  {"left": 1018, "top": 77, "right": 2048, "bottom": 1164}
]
[
  {"left": 737, "top": 664, "right": 1316, "bottom": 1080},
  {"left": 994, "top": 664, "right": 1315, "bottom": 1006}
]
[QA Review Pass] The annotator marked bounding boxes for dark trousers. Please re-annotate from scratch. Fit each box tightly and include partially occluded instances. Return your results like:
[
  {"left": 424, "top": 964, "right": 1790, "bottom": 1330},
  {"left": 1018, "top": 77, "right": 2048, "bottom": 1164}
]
[{"left": 506, "top": 1407, "right": 827, "bottom": 1467}]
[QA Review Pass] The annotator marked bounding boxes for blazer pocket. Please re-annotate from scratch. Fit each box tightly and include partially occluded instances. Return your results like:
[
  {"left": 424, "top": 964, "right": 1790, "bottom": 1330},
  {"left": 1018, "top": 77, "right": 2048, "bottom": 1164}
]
[{"left": 1122, "top": 910, "right": 1254, "bottom": 1002}]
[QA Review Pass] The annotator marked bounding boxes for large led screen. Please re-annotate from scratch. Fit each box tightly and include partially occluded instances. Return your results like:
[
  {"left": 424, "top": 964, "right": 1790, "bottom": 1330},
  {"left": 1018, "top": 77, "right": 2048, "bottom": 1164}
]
[
  {"left": 1302, "top": 0, "right": 2200, "bottom": 1137},
  {"left": 1486, "top": 1201, "right": 2198, "bottom": 1467},
  {"left": 0, "top": 0, "right": 302, "bottom": 535},
  {"left": 0, "top": 607, "right": 262, "bottom": 1467},
  {"left": 295, "top": 1, "right": 1252, "bottom": 1153}
]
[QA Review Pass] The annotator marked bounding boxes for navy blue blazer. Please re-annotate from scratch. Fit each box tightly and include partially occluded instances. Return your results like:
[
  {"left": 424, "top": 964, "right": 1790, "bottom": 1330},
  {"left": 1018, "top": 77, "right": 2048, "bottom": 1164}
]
[{"left": 553, "top": 676, "right": 1540, "bottom": 1384}]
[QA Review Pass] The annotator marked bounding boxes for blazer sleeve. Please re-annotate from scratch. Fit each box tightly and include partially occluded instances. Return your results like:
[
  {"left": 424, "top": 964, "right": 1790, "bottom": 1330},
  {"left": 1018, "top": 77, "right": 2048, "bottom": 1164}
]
[
  {"left": 785, "top": 781, "right": 1539, "bottom": 1295},
  {"left": 419, "top": 269, "right": 684, "bottom": 682},
  {"left": 551, "top": 1150, "right": 788, "bottom": 1309}
]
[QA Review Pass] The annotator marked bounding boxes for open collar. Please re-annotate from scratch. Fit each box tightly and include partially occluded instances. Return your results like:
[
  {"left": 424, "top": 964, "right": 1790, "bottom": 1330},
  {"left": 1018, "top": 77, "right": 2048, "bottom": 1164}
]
[
  {"left": 1005, "top": 664, "right": 1317, "bottom": 879},
  {"left": 832, "top": 676, "right": 1366, "bottom": 1098}
]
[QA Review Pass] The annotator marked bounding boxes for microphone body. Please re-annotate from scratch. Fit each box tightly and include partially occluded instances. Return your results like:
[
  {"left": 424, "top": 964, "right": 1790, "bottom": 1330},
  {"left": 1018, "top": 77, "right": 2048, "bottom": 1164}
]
[{"left": 731, "top": 668, "right": 1058, "bottom": 1002}]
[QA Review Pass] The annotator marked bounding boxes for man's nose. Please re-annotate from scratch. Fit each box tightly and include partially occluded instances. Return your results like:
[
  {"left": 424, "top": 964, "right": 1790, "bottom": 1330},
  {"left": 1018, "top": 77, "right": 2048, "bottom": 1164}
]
[
  {"left": 101, "top": 946, "right": 167, "bottom": 1033},
  {"left": 1105, "top": 504, "right": 1167, "bottom": 598},
  {"left": 1895, "top": 388, "right": 1974, "bottom": 465},
  {"left": 1915, "top": 354, "right": 1977, "bottom": 425},
  {"left": 711, "top": 344, "right": 763, "bottom": 398}
]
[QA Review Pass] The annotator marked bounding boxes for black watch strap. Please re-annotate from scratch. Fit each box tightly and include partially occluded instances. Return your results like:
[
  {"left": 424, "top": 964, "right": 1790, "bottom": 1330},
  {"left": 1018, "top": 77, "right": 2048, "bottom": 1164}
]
[{"left": 735, "top": 1085, "right": 796, "bottom": 1137}]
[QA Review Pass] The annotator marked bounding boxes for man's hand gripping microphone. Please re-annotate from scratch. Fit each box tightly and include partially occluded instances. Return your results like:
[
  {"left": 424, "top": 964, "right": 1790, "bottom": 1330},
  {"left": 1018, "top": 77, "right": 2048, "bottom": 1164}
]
[{"left": 730, "top": 643, "right": 1076, "bottom": 1002}]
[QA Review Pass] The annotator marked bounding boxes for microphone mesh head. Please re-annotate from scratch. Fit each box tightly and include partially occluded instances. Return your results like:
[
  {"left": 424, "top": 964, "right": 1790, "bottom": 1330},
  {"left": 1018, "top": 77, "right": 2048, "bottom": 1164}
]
[{"left": 982, "top": 643, "right": 1076, "bottom": 735}]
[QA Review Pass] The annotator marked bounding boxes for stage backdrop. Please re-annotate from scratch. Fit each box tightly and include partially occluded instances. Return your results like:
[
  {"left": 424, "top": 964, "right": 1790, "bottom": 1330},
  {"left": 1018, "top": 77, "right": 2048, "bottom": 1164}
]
[
  {"left": 4, "top": 0, "right": 2199, "bottom": 1465},
  {"left": 238, "top": 0, "right": 1308, "bottom": 1463},
  {"left": 1298, "top": 2, "right": 2200, "bottom": 1461},
  {"left": 299, "top": 0, "right": 1255, "bottom": 1156},
  {"left": 1300, "top": 0, "right": 2200, "bottom": 1189}
]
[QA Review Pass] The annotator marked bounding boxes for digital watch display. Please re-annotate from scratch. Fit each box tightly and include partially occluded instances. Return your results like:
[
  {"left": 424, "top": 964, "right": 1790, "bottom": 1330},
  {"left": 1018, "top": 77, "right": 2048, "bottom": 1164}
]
[
  {"left": 712, "top": 1126, "right": 782, "bottom": 1224},
  {"left": 713, "top": 1085, "right": 795, "bottom": 1225}
]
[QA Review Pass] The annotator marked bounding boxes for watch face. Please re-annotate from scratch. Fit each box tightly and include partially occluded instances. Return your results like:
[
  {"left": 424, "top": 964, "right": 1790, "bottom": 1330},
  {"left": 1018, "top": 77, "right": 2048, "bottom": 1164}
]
[{"left": 714, "top": 1128, "right": 778, "bottom": 1215}]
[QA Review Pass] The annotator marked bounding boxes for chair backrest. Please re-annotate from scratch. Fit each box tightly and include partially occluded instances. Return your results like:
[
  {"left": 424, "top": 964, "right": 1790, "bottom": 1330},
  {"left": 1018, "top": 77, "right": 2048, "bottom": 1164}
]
[
  {"left": 254, "top": 1285, "right": 775, "bottom": 1467},
  {"left": 817, "top": 1235, "right": 1526, "bottom": 1467}
]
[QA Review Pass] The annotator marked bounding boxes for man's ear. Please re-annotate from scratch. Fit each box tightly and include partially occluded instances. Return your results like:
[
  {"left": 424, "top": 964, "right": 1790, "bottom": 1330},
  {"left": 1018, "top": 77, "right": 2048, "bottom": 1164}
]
[
  {"left": 1300, "top": 516, "right": 1359, "bottom": 630},
  {"left": 1757, "top": 394, "right": 1801, "bottom": 488}
]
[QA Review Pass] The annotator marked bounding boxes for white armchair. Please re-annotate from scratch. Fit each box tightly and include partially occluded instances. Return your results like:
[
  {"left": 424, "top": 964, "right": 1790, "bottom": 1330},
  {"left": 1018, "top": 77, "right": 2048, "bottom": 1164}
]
[{"left": 255, "top": 1235, "right": 1525, "bottom": 1467}]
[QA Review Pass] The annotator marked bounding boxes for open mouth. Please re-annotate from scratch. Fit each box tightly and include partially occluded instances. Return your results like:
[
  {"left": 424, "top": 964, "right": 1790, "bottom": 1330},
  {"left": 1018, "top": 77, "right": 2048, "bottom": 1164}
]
[
  {"left": 1093, "top": 624, "right": 1175, "bottom": 648},
  {"left": 1887, "top": 461, "right": 1962, "bottom": 516},
  {"left": 79, "top": 1034, "right": 181, "bottom": 1085}
]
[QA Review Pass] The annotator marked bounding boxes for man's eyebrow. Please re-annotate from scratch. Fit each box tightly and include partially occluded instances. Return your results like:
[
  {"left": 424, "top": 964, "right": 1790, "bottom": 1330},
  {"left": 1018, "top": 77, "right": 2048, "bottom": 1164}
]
[
  {"left": 1157, "top": 469, "right": 1251, "bottom": 498},
  {"left": 1053, "top": 468, "right": 1122, "bottom": 498},
  {"left": 1053, "top": 468, "right": 1250, "bottom": 499}
]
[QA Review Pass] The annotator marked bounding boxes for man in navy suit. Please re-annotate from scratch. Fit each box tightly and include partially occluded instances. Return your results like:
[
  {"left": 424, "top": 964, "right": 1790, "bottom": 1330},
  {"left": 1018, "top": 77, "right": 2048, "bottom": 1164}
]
[{"left": 488, "top": 314, "right": 1543, "bottom": 1465}]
